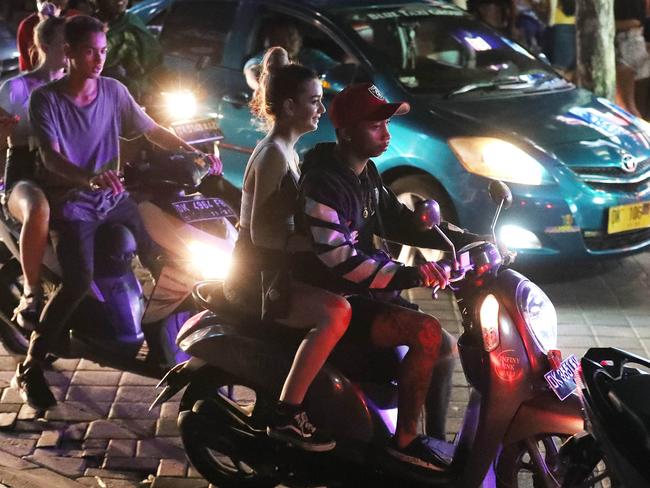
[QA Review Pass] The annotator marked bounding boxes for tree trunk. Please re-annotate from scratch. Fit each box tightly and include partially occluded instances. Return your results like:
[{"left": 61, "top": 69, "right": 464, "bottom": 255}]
[{"left": 575, "top": 0, "right": 616, "bottom": 99}]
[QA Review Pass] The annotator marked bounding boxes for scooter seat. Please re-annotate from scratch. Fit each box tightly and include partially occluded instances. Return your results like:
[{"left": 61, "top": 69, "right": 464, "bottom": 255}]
[
  {"left": 192, "top": 280, "right": 401, "bottom": 383},
  {"left": 191, "top": 280, "right": 304, "bottom": 344},
  {"left": 0, "top": 211, "right": 21, "bottom": 235},
  {"left": 193, "top": 280, "right": 256, "bottom": 320}
]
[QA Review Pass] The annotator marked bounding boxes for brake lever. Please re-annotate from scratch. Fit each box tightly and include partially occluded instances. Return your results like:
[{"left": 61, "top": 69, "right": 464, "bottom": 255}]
[{"left": 430, "top": 267, "right": 464, "bottom": 300}]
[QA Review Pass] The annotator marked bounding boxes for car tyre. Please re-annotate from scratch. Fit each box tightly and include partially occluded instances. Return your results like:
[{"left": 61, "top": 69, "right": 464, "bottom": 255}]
[{"left": 386, "top": 174, "right": 457, "bottom": 265}]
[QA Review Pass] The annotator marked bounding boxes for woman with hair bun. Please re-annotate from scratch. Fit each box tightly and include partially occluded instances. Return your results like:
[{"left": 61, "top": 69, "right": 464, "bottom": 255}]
[
  {"left": 0, "top": 16, "right": 67, "bottom": 330},
  {"left": 17, "top": 0, "right": 79, "bottom": 72},
  {"left": 225, "top": 47, "right": 350, "bottom": 452}
]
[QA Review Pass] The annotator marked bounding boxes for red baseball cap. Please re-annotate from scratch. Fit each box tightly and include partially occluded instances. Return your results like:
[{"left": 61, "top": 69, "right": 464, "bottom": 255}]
[{"left": 329, "top": 83, "right": 410, "bottom": 129}]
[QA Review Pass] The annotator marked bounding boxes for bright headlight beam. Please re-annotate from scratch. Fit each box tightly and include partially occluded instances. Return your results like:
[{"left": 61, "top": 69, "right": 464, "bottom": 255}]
[
  {"left": 163, "top": 91, "right": 197, "bottom": 122},
  {"left": 498, "top": 225, "right": 542, "bottom": 249},
  {"left": 449, "top": 137, "right": 549, "bottom": 185},
  {"left": 188, "top": 240, "right": 231, "bottom": 279}
]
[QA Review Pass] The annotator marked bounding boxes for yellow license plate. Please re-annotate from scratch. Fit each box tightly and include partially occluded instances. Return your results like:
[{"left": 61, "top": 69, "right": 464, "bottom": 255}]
[{"left": 608, "top": 201, "right": 650, "bottom": 234}]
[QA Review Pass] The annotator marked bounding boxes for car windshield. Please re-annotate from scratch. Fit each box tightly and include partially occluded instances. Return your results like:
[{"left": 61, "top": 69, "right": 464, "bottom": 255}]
[{"left": 339, "top": 3, "right": 566, "bottom": 96}]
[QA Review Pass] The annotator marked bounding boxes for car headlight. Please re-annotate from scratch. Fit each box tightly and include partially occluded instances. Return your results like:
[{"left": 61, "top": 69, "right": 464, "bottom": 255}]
[
  {"left": 516, "top": 280, "right": 557, "bottom": 352},
  {"left": 187, "top": 240, "right": 231, "bottom": 279},
  {"left": 449, "top": 137, "right": 552, "bottom": 186},
  {"left": 162, "top": 90, "right": 197, "bottom": 122}
]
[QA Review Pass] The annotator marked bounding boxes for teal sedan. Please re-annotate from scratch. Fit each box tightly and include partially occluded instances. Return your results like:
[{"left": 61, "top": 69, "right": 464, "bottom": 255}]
[{"left": 131, "top": 0, "right": 650, "bottom": 261}]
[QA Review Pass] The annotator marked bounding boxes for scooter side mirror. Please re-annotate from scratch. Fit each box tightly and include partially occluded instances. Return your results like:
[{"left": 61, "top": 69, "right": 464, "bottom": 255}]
[
  {"left": 413, "top": 199, "right": 441, "bottom": 231},
  {"left": 488, "top": 180, "right": 513, "bottom": 209}
]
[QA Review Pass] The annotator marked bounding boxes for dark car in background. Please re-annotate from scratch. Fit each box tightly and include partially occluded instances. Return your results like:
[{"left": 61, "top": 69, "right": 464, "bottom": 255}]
[
  {"left": 0, "top": 20, "right": 18, "bottom": 80},
  {"left": 131, "top": 0, "right": 650, "bottom": 263}
]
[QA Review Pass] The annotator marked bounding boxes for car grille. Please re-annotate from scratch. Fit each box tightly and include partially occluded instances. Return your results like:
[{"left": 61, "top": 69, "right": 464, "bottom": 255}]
[
  {"left": 572, "top": 158, "right": 650, "bottom": 190},
  {"left": 583, "top": 228, "right": 650, "bottom": 252}
]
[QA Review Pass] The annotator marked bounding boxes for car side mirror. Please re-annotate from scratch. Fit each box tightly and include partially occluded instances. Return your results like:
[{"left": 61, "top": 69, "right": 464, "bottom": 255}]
[
  {"left": 414, "top": 199, "right": 441, "bottom": 231},
  {"left": 488, "top": 180, "right": 512, "bottom": 209}
]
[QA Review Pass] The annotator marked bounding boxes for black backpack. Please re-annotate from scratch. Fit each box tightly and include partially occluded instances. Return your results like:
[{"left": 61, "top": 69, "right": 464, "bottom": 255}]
[{"left": 559, "top": 0, "right": 576, "bottom": 16}]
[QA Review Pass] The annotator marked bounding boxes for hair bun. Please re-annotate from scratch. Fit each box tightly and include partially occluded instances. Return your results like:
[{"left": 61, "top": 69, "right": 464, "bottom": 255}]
[
  {"left": 39, "top": 1, "right": 57, "bottom": 17},
  {"left": 261, "top": 46, "right": 290, "bottom": 76}
]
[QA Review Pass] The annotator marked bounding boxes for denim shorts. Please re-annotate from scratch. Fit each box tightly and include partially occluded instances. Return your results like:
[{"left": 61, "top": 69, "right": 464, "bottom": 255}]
[{"left": 615, "top": 28, "right": 650, "bottom": 80}]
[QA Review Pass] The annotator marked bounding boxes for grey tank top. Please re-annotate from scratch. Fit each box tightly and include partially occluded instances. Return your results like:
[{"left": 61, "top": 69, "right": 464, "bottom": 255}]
[{"left": 239, "top": 141, "right": 299, "bottom": 234}]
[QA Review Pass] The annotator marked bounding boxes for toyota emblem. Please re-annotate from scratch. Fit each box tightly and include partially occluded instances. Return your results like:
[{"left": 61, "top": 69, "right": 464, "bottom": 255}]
[{"left": 621, "top": 153, "right": 638, "bottom": 173}]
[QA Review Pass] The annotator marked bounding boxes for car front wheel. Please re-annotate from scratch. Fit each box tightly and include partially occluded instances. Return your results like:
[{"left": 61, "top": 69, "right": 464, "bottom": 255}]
[{"left": 387, "top": 174, "right": 457, "bottom": 266}]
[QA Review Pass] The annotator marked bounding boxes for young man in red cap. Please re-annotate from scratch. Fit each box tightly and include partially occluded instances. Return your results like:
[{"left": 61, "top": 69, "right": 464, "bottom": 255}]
[{"left": 296, "top": 82, "right": 479, "bottom": 471}]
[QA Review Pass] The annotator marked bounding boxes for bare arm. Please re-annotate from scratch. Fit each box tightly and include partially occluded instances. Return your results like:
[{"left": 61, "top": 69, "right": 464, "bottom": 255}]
[
  {"left": 615, "top": 19, "right": 643, "bottom": 31},
  {"left": 244, "top": 64, "right": 261, "bottom": 91},
  {"left": 249, "top": 144, "right": 290, "bottom": 249},
  {"left": 143, "top": 124, "right": 222, "bottom": 174},
  {"left": 143, "top": 124, "right": 196, "bottom": 152},
  {"left": 40, "top": 141, "right": 125, "bottom": 194},
  {"left": 40, "top": 140, "right": 93, "bottom": 187}
]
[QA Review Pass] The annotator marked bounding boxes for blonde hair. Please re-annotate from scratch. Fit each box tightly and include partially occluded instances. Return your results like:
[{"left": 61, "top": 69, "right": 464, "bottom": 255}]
[{"left": 33, "top": 15, "right": 66, "bottom": 67}]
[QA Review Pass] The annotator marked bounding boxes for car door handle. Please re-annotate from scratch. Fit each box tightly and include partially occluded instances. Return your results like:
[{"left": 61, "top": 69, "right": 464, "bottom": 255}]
[{"left": 222, "top": 92, "right": 250, "bottom": 107}]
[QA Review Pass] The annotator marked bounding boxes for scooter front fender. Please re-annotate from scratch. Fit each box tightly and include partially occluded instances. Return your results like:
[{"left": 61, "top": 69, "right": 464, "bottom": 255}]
[{"left": 503, "top": 390, "right": 583, "bottom": 444}]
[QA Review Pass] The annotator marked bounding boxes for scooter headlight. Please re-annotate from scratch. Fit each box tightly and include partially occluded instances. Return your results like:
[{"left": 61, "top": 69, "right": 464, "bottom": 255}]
[
  {"left": 516, "top": 281, "right": 557, "bottom": 352},
  {"left": 162, "top": 90, "right": 197, "bottom": 122},
  {"left": 479, "top": 293, "right": 500, "bottom": 352},
  {"left": 188, "top": 241, "right": 232, "bottom": 279}
]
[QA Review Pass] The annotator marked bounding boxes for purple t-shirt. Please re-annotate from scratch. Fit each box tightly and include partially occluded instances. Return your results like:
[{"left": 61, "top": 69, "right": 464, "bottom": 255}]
[{"left": 29, "top": 76, "right": 156, "bottom": 221}]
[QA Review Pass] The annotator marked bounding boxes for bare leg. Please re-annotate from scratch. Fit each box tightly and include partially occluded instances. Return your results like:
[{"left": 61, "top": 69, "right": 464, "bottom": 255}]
[
  {"left": 616, "top": 63, "right": 642, "bottom": 118},
  {"left": 369, "top": 306, "right": 442, "bottom": 448},
  {"left": 425, "top": 329, "right": 456, "bottom": 440},
  {"left": 7, "top": 181, "right": 50, "bottom": 296},
  {"left": 277, "top": 282, "right": 351, "bottom": 405}
]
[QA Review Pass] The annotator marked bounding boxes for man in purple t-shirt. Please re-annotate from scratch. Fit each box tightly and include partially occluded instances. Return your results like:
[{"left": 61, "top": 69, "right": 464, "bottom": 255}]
[{"left": 13, "top": 15, "right": 212, "bottom": 410}]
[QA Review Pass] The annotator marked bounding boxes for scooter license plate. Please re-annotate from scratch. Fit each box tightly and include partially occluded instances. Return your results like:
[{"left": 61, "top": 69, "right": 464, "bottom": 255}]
[
  {"left": 172, "top": 198, "right": 236, "bottom": 223},
  {"left": 171, "top": 117, "right": 223, "bottom": 145},
  {"left": 544, "top": 354, "right": 579, "bottom": 401}
]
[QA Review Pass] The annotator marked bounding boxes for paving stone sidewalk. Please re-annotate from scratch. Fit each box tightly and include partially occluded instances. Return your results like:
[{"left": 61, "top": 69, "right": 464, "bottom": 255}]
[{"left": 1, "top": 253, "right": 650, "bottom": 487}]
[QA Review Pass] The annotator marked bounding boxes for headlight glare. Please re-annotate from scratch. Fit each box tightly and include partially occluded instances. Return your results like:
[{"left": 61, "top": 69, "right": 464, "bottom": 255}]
[
  {"left": 449, "top": 137, "right": 551, "bottom": 186},
  {"left": 498, "top": 224, "right": 542, "bottom": 249},
  {"left": 187, "top": 240, "right": 231, "bottom": 279},
  {"left": 163, "top": 90, "right": 197, "bottom": 121},
  {"left": 516, "top": 281, "right": 557, "bottom": 352}
]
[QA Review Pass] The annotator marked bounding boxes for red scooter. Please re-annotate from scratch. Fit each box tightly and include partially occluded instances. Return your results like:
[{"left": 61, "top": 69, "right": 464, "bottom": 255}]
[{"left": 151, "top": 181, "right": 611, "bottom": 487}]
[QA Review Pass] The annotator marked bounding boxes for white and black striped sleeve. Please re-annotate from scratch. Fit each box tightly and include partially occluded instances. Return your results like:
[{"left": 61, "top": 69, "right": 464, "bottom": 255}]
[{"left": 303, "top": 195, "right": 421, "bottom": 291}]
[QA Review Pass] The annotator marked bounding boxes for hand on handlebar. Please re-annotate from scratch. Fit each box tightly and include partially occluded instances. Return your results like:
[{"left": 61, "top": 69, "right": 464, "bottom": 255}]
[
  {"left": 203, "top": 153, "right": 223, "bottom": 176},
  {"left": 190, "top": 150, "right": 223, "bottom": 176},
  {"left": 89, "top": 169, "right": 125, "bottom": 195},
  {"left": 417, "top": 261, "right": 450, "bottom": 290}
]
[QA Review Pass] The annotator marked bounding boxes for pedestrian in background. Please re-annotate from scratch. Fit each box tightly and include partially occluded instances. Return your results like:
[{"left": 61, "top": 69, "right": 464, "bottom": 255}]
[
  {"left": 543, "top": 0, "right": 576, "bottom": 79},
  {"left": 614, "top": 0, "right": 650, "bottom": 118}
]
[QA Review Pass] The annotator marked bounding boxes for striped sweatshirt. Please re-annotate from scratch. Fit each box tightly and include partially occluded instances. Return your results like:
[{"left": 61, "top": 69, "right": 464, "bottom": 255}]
[{"left": 296, "top": 143, "right": 478, "bottom": 294}]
